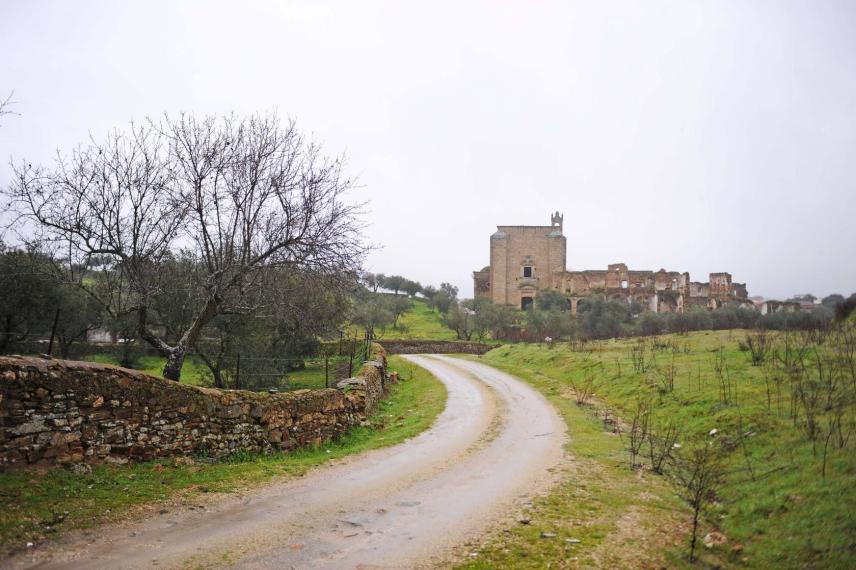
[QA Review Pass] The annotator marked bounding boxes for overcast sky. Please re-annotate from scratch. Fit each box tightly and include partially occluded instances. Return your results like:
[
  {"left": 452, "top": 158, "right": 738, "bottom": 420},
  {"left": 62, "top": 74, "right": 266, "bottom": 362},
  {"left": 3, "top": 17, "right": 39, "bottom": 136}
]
[{"left": 1, "top": 1, "right": 854, "bottom": 300}]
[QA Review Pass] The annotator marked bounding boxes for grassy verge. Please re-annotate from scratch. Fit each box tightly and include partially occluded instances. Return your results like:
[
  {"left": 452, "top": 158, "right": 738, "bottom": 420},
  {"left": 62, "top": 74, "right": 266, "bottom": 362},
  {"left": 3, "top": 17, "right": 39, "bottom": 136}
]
[
  {"left": 459, "top": 330, "right": 855, "bottom": 568},
  {"left": 0, "top": 355, "right": 446, "bottom": 555},
  {"left": 455, "top": 359, "right": 686, "bottom": 569}
]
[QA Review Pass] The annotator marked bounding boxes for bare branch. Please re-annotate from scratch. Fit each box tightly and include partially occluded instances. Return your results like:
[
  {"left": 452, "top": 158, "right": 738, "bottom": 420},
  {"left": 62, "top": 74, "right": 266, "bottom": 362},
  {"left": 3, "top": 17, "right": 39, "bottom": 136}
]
[{"left": 3, "top": 112, "right": 368, "bottom": 381}]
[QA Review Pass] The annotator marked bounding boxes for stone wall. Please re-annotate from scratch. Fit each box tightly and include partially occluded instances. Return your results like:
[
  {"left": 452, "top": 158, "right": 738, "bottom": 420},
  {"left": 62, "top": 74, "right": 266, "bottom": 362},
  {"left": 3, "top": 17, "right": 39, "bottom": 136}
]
[
  {"left": 0, "top": 345, "right": 388, "bottom": 469},
  {"left": 379, "top": 339, "right": 496, "bottom": 355}
]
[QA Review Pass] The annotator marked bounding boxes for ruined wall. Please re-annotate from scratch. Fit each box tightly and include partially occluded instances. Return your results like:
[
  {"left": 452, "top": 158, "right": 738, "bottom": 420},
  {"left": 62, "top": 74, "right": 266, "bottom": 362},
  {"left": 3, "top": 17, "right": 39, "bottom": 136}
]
[
  {"left": 563, "top": 270, "right": 608, "bottom": 295},
  {"left": 685, "top": 296, "right": 711, "bottom": 309},
  {"left": 690, "top": 282, "right": 709, "bottom": 297},
  {"left": 475, "top": 212, "right": 748, "bottom": 314},
  {"left": 379, "top": 340, "right": 497, "bottom": 355},
  {"left": 605, "top": 263, "right": 629, "bottom": 289},
  {"left": 473, "top": 269, "right": 491, "bottom": 300},
  {"left": 0, "top": 349, "right": 387, "bottom": 469},
  {"left": 628, "top": 271, "right": 654, "bottom": 289},
  {"left": 709, "top": 272, "right": 732, "bottom": 297}
]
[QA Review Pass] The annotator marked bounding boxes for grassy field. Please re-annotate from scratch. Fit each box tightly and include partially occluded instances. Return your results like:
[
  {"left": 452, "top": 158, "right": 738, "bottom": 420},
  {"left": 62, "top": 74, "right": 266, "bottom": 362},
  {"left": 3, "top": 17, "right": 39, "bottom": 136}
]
[
  {"left": 82, "top": 353, "right": 210, "bottom": 386},
  {"left": 376, "top": 298, "right": 459, "bottom": 341},
  {"left": 84, "top": 353, "right": 340, "bottom": 391},
  {"left": 284, "top": 363, "right": 330, "bottom": 390},
  {"left": 0, "top": 355, "right": 447, "bottom": 555},
  {"left": 459, "top": 329, "right": 855, "bottom": 569}
]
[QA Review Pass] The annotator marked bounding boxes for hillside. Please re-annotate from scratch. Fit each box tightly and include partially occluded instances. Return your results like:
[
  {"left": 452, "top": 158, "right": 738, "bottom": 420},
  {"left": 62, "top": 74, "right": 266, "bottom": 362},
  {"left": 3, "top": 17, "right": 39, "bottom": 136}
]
[{"left": 376, "top": 298, "right": 459, "bottom": 341}]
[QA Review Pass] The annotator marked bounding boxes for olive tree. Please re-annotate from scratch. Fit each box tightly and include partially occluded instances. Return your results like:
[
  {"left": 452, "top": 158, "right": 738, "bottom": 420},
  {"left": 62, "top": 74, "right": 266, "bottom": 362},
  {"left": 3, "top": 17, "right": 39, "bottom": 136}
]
[
  {"left": 382, "top": 275, "right": 405, "bottom": 295},
  {"left": 5, "top": 113, "right": 366, "bottom": 380},
  {"left": 402, "top": 279, "right": 422, "bottom": 298},
  {"left": 0, "top": 244, "right": 63, "bottom": 352}
]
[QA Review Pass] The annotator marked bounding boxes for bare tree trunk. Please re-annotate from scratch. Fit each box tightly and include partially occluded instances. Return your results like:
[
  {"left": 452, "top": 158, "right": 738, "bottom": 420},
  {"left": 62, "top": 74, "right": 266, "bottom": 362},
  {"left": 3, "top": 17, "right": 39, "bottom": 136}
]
[
  {"left": 164, "top": 295, "right": 222, "bottom": 380},
  {"left": 138, "top": 295, "right": 223, "bottom": 381},
  {"left": 119, "top": 336, "right": 136, "bottom": 368},
  {"left": 197, "top": 337, "right": 227, "bottom": 389},
  {"left": 163, "top": 346, "right": 187, "bottom": 381},
  {"left": 0, "top": 316, "right": 13, "bottom": 353},
  {"left": 47, "top": 308, "right": 61, "bottom": 355},
  {"left": 235, "top": 353, "right": 241, "bottom": 390},
  {"left": 689, "top": 506, "right": 700, "bottom": 562},
  {"left": 59, "top": 339, "right": 73, "bottom": 359}
]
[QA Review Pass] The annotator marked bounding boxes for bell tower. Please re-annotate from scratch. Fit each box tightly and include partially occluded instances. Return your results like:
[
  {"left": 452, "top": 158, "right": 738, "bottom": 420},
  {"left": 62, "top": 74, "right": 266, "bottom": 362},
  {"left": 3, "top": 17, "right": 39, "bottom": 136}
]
[
  {"left": 548, "top": 211, "right": 567, "bottom": 277},
  {"left": 551, "top": 211, "right": 563, "bottom": 233}
]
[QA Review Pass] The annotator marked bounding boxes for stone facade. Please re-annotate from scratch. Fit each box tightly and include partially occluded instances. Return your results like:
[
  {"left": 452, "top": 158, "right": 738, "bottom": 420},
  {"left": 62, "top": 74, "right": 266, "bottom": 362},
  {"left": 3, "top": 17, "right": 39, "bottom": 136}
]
[
  {"left": 481, "top": 211, "right": 567, "bottom": 309},
  {"left": 474, "top": 212, "right": 748, "bottom": 313},
  {"left": 0, "top": 346, "right": 388, "bottom": 469}
]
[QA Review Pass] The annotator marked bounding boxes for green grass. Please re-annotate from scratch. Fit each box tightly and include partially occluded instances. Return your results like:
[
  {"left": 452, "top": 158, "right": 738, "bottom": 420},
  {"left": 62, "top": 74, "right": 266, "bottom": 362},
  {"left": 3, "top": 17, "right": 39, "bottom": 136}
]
[
  {"left": 85, "top": 353, "right": 351, "bottom": 391},
  {"left": 0, "top": 355, "right": 446, "bottom": 554},
  {"left": 284, "top": 363, "right": 329, "bottom": 390},
  {"left": 377, "top": 298, "right": 458, "bottom": 341},
  {"left": 459, "top": 330, "right": 856, "bottom": 569},
  {"left": 455, "top": 357, "right": 686, "bottom": 569},
  {"left": 81, "top": 353, "right": 210, "bottom": 386}
]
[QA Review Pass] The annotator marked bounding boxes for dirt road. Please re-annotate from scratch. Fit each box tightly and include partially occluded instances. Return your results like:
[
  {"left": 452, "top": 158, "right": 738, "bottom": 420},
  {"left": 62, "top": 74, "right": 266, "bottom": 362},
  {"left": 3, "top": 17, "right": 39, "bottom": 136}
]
[{"left": 9, "top": 355, "right": 566, "bottom": 569}]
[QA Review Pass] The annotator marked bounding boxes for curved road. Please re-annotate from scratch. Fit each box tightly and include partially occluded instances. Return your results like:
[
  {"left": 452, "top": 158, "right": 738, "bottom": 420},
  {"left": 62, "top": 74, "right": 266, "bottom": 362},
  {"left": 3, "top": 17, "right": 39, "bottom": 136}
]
[{"left": 9, "top": 355, "right": 566, "bottom": 570}]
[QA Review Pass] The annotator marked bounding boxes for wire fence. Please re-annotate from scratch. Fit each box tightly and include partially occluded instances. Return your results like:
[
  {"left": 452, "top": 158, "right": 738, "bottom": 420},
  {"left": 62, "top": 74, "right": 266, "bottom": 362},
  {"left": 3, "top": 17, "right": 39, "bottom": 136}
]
[{"left": 1, "top": 331, "right": 378, "bottom": 393}]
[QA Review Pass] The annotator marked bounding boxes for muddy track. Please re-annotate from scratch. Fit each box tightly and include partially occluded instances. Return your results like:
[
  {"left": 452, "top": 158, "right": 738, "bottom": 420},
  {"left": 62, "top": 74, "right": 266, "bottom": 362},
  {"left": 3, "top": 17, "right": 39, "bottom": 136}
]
[{"left": 7, "top": 355, "right": 566, "bottom": 570}]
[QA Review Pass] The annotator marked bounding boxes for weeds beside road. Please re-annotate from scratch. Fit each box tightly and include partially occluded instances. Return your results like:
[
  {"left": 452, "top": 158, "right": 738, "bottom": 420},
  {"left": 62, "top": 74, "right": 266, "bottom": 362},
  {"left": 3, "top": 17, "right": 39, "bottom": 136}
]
[{"left": 460, "top": 327, "right": 856, "bottom": 569}]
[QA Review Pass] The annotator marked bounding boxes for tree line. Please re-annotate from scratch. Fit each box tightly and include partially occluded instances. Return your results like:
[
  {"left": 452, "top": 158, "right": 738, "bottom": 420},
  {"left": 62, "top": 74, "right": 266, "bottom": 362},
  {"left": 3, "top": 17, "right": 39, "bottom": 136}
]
[
  {"left": 435, "top": 290, "right": 853, "bottom": 342},
  {"left": 1, "top": 112, "right": 367, "bottom": 384},
  {"left": 349, "top": 273, "right": 459, "bottom": 337},
  {"left": 0, "top": 242, "right": 358, "bottom": 389}
]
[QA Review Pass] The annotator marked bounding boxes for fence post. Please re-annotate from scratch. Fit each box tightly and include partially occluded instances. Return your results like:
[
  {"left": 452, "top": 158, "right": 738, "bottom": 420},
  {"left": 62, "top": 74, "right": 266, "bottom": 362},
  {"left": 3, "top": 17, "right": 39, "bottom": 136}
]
[
  {"left": 47, "top": 308, "right": 61, "bottom": 356},
  {"left": 235, "top": 353, "right": 241, "bottom": 390},
  {"left": 348, "top": 334, "right": 357, "bottom": 377},
  {"left": 364, "top": 330, "right": 369, "bottom": 361}
]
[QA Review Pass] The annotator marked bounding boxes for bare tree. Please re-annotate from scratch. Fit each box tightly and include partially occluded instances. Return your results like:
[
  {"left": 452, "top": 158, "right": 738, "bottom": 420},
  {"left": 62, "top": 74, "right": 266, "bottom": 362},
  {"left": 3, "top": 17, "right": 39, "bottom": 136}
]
[
  {"left": 568, "top": 371, "right": 598, "bottom": 406},
  {"left": 626, "top": 398, "right": 651, "bottom": 468},
  {"left": 4, "top": 113, "right": 366, "bottom": 380},
  {"left": 652, "top": 354, "right": 677, "bottom": 394},
  {"left": 668, "top": 441, "right": 726, "bottom": 562},
  {"left": 630, "top": 341, "right": 651, "bottom": 373},
  {"left": 0, "top": 90, "right": 17, "bottom": 127},
  {"left": 743, "top": 331, "right": 772, "bottom": 366},
  {"left": 714, "top": 347, "right": 734, "bottom": 405},
  {"left": 647, "top": 419, "right": 681, "bottom": 474}
]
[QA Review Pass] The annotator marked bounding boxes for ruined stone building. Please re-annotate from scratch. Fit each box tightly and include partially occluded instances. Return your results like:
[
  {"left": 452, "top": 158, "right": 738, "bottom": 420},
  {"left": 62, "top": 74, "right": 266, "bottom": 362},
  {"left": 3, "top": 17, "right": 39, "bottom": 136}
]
[{"left": 473, "top": 212, "right": 749, "bottom": 313}]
